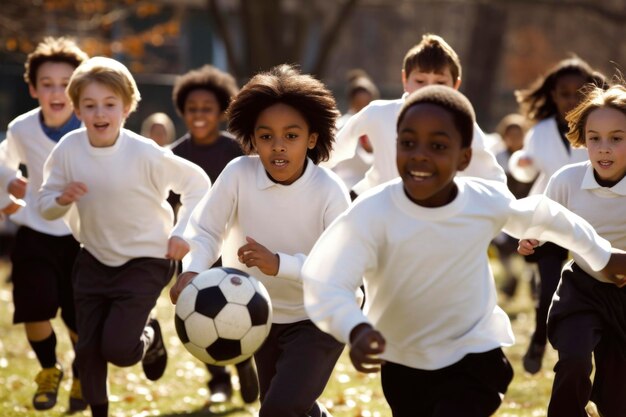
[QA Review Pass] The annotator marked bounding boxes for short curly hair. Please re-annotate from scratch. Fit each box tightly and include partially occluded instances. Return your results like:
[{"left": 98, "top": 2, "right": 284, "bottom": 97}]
[
  {"left": 24, "top": 36, "right": 88, "bottom": 87},
  {"left": 172, "top": 65, "right": 239, "bottom": 115},
  {"left": 227, "top": 64, "right": 339, "bottom": 164},
  {"left": 397, "top": 84, "right": 475, "bottom": 148},
  {"left": 566, "top": 84, "right": 626, "bottom": 148}
]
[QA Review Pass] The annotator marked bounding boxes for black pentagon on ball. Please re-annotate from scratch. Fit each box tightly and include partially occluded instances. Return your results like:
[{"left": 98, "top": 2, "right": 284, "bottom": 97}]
[
  {"left": 195, "top": 286, "right": 228, "bottom": 318},
  {"left": 174, "top": 314, "right": 189, "bottom": 344},
  {"left": 207, "top": 338, "right": 242, "bottom": 361},
  {"left": 247, "top": 292, "right": 270, "bottom": 326},
  {"left": 221, "top": 267, "right": 249, "bottom": 277}
]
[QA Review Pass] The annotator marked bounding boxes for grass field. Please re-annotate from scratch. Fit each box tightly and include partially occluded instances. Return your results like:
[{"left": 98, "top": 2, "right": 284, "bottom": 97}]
[{"left": 0, "top": 255, "right": 560, "bottom": 417}]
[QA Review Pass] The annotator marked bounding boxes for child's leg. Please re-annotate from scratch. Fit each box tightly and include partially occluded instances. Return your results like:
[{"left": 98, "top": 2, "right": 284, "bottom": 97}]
[
  {"left": 254, "top": 321, "right": 343, "bottom": 417},
  {"left": 381, "top": 349, "right": 512, "bottom": 417},
  {"left": 547, "top": 312, "right": 602, "bottom": 417},
  {"left": 590, "top": 334, "right": 626, "bottom": 417}
]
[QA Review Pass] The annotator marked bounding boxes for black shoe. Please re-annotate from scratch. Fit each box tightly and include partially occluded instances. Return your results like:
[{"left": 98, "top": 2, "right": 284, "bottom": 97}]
[
  {"left": 142, "top": 319, "right": 167, "bottom": 381},
  {"left": 208, "top": 372, "right": 233, "bottom": 403},
  {"left": 236, "top": 358, "right": 259, "bottom": 404},
  {"left": 523, "top": 342, "right": 545, "bottom": 375}
]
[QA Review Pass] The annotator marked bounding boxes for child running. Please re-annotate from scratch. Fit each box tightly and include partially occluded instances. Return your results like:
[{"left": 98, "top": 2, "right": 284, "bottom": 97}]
[
  {"left": 518, "top": 83, "right": 626, "bottom": 417},
  {"left": 38, "top": 56, "right": 210, "bottom": 417},
  {"left": 509, "top": 56, "right": 607, "bottom": 374},
  {"left": 0, "top": 36, "right": 88, "bottom": 412},
  {"left": 170, "top": 64, "right": 350, "bottom": 417},
  {"left": 302, "top": 85, "right": 626, "bottom": 417}
]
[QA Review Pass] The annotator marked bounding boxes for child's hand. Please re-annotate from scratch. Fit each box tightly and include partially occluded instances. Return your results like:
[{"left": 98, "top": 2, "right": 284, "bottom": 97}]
[
  {"left": 169, "top": 271, "right": 198, "bottom": 304},
  {"left": 56, "top": 182, "right": 88, "bottom": 206},
  {"left": 518, "top": 239, "right": 539, "bottom": 256},
  {"left": 1, "top": 200, "right": 24, "bottom": 215},
  {"left": 600, "top": 250, "right": 626, "bottom": 288},
  {"left": 517, "top": 156, "right": 533, "bottom": 167},
  {"left": 166, "top": 236, "right": 189, "bottom": 261},
  {"left": 349, "top": 323, "right": 386, "bottom": 373},
  {"left": 8, "top": 177, "right": 27, "bottom": 198},
  {"left": 237, "top": 236, "right": 279, "bottom": 276}
]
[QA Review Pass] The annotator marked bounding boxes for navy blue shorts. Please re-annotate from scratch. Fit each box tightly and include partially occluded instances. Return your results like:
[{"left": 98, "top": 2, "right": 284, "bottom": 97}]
[{"left": 11, "top": 226, "right": 80, "bottom": 330}]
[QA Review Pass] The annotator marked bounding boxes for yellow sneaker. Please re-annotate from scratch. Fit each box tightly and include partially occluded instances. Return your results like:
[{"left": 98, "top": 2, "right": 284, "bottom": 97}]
[
  {"left": 68, "top": 378, "right": 88, "bottom": 413},
  {"left": 33, "top": 364, "right": 63, "bottom": 410}
]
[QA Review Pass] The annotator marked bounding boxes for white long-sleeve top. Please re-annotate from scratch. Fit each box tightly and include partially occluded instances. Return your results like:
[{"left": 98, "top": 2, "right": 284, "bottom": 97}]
[
  {"left": 545, "top": 161, "right": 626, "bottom": 283},
  {"left": 324, "top": 96, "right": 506, "bottom": 195},
  {"left": 39, "top": 128, "right": 210, "bottom": 266},
  {"left": 509, "top": 116, "right": 588, "bottom": 195},
  {"left": 302, "top": 177, "right": 612, "bottom": 370},
  {"left": 0, "top": 108, "right": 73, "bottom": 235},
  {"left": 184, "top": 156, "right": 350, "bottom": 324}
]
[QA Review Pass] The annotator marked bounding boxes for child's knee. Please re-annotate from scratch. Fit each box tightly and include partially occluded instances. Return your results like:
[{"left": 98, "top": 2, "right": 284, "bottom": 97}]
[
  {"left": 554, "top": 354, "right": 593, "bottom": 378},
  {"left": 101, "top": 341, "right": 141, "bottom": 367}
]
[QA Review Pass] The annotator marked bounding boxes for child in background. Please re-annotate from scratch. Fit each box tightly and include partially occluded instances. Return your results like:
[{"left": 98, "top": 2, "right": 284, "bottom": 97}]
[
  {"left": 0, "top": 36, "right": 88, "bottom": 412},
  {"left": 169, "top": 64, "right": 258, "bottom": 404},
  {"left": 302, "top": 85, "right": 626, "bottom": 417},
  {"left": 492, "top": 113, "right": 533, "bottom": 299},
  {"left": 140, "top": 112, "right": 176, "bottom": 147},
  {"left": 518, "top": 84, "right": 626, "bottom": 417},
  {"left": 326, "top": 33, "right": 505, "bottom": 199},
  {"left": 38, "top": 57, "right": 210, "bottom": 417},
  {"left": 170, "top": 64, "right": 350, "bottom": 417},
  {"left": 509, "top": 56, "right": 607, "bottom": 374},
  {"left": 332, "top": 69, "right": 379, "bottom": 190}
]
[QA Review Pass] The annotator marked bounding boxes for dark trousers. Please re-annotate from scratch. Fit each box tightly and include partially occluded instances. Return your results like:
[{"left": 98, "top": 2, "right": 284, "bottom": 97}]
[
  {"left": 72, "top": 250, "right": 172, "bottom": 405},
  {"left": 380, "top": 348, "right": 513, "bottom": 417},
  {"left": 530, "top": 244, "right": 567, "bottom": 346},
  {"left": 254, "top": 320, "right": 343, "bottom": 417},
  {"left": 548, "top": 264, "right": 626, "bottom": 417}
]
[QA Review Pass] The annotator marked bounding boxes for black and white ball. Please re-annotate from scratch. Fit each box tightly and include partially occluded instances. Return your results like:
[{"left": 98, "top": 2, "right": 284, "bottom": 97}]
[{"left": 174, "top": 267, "right": 272, "bottom": 365}]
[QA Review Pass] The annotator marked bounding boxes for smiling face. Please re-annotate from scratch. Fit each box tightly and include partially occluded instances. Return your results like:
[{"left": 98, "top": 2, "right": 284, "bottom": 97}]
[
  {"left": 75, "top": 81, "right": 130, "bottom": 147},
  {"left": 251, "top": 103, "right": 318, "bottom": 185},
  {"left": 29, "top": 61, "right": 76, "bottom": 129},
  {"left": 182, "top": 89, "right": 222, "bottom": 144},
  {"left": 585, "top": 106, "right": 626, "bottom": 186},
  {"left": 396, "top": 103, "right": 471, "bottom": 207}
]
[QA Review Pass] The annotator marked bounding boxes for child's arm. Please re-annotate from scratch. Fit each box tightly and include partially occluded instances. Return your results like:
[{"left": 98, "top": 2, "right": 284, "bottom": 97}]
[
  {"left": 504, "top": 195, "right": 612, "bottom": 273},
  {"left": 38, "top": 147, "right": 87, "bottom": 220},
  {"left": 322, "top": 106, "right": 369, "bottom": 169},
  {"left": 508, "top": 128, "right": 539, "bottom": 183},
  {"left": 460, "top": 125, "right": 506, "bottom": 183}
]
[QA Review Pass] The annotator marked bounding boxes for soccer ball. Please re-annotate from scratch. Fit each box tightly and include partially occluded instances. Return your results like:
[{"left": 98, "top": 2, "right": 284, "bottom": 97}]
[{"left": 174, "top": 267, "right": 272, "bottom": 365}]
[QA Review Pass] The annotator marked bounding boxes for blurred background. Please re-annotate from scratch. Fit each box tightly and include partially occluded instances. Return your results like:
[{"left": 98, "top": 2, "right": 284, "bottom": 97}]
[{"left": 1, "top": 0, "right": 625, "bottom": 136}]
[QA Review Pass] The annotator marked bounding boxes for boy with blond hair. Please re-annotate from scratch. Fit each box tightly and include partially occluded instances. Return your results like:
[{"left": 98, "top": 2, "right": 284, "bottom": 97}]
[
  {"left": 326, "top": 33, "right": 505, "bottom": 199},
  {"left": 38, "top": 56, "right": 210, "bottom": 417},
  {"left": 0, "top": 36, "right": 88, "bottom": 412}
]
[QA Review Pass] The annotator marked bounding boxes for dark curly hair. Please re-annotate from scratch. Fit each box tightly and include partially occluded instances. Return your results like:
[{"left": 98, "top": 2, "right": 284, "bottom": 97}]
[
  {"left": 172, "top": 64, "right": 239, "bottom": 115},
  {"left": 227, "top": 64, "right": 339, "bottom": 164}
]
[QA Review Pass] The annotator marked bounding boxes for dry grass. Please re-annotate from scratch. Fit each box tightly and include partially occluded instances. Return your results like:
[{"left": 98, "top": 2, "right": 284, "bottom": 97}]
[{"left": 0, "top": 254, "right": 559, "bottom": 417}]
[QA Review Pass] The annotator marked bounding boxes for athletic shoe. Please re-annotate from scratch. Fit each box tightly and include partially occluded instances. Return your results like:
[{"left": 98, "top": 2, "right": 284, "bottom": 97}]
[
  {"left": 142, "top": 319, "right": 168, "bottom": 381},
  {"left": 208, "top": 371, "right": 233, "bottom": 403},
  {"left": 68, "top": 377, "right": 88, "bottom": 413},
  {"left": 236, "top": 358, "right": 259, "bottom": 404},
  {"left": 523, "top": 342, "right": 546, "bottom": 374},
  {"left": 33, "top": 363, "right": 64, "bottom": 410}
]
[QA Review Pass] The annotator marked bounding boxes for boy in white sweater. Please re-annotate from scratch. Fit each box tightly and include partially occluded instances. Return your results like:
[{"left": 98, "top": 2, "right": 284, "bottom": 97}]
[
  {"left": 38, "top": 57, "right": 210, "bottom": 417},
  {"left": 325, "top": 33, "right": 505, "bottom": 199},
  {"left": 302, "top": 85, "right": 626, "bottom": 417},
  {"left": 0, "top": 37, "right": 88, "bottom": 412}
]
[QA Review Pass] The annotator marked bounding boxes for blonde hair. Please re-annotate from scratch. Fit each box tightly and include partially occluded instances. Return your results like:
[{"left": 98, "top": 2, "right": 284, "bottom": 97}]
[
  {"left": 24, "top": 36, "right": 88, "bottom": 86},
  {"left": 566, "top": 84, "right": 626, "bottom": 148},
  {"left": 67, "top": 56, "right": 141, "bottom": 114}
]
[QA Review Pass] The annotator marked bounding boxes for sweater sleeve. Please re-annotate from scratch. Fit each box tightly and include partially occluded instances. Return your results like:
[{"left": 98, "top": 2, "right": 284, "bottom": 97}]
[
  {"left": 0, "top": 131, "right": 23, "bottom": 193},
  {"left": 161, "top": 152, "right": 211, "bottom": 238},
  {"left": 509, "top": 128, "right": 540, "bottom": 183},
  {"left": 322, "top": 107, "right": 368, "bottom": 169},
  {"left": 503, "top": 194, "right": 611, "bottom": 271},
  {"left": 302, "top": 205, "right": 375, "bottom": 343},
  {"left": 38, "top": 145, "right": 73, "bottom": 220},
  {"left": 182, "top": 162, "right": 237, "bottom": 273}
]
